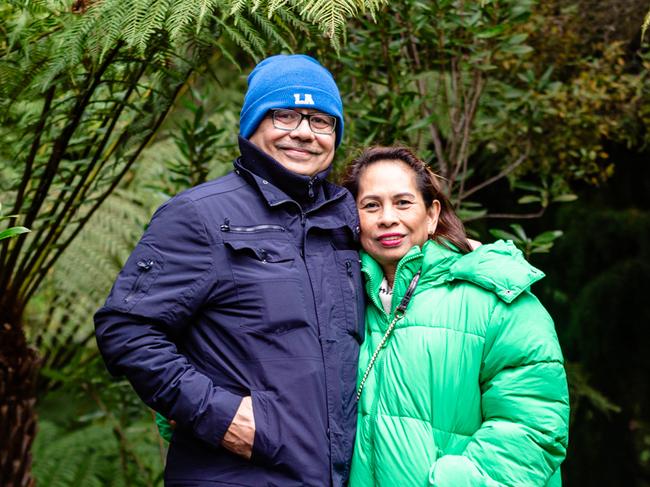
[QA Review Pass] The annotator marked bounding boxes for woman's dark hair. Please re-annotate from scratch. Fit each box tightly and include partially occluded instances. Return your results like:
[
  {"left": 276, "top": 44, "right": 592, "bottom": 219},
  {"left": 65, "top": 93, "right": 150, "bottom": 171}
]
[{"left": 340, "top": 146, "right": 472, "bottom": 254}]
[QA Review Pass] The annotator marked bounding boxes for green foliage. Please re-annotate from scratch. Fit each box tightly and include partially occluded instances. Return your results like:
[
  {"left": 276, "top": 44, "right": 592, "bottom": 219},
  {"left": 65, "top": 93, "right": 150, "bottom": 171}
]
[
  {"left": 489, "top": 224, "right": 563, "bottom": 258},
  {"left": 33, "top": 356, "right": 165, "bottom": 487},
  {"left": 319, "top": 0, "right": 580, "bottom": 230},
  {"left": 0, "top": 0, "right": 383, "bottom": 321},
  {"left": 565, "top": 362, "right": 621, "bottom": 423},
  {"left": 33, "top": 420, "right": 159, "bottom": 487},
  {"left": 6, "top": 0, "right": 649, "bottom": 484},
  {"left": 0, "top": 202, "right": 31, "bottom": 240},
  {"left": 159, "top": 97, "right": 234, "bottom": 195},
  {"left": 0, "top": 226, "right": 30, "bottom": 240},
  {"left": 25, "top": 185, "right": 155, "bottom": 386}
]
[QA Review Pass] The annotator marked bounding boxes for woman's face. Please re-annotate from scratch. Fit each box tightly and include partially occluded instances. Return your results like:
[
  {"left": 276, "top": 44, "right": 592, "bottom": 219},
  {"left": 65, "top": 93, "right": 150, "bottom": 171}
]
[{"left": 356, "top": 159, "right": 440, "bottom": 276}]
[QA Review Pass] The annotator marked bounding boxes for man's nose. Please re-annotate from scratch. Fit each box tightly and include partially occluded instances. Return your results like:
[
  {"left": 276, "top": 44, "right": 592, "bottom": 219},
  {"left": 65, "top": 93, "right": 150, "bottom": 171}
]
[{"left": 289, "top": 117, "right": 315, "bottom": 140}]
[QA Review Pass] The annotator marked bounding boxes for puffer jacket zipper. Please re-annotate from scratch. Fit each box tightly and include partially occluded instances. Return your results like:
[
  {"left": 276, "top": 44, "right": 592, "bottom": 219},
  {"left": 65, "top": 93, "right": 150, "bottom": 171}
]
[{"left": 365, "top": 251, "right": 422, "bottom": 483}]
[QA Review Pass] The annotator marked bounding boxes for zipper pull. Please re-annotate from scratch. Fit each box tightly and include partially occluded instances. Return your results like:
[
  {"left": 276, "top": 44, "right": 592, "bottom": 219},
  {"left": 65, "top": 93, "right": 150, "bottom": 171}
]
[
  {"left": 308, "top": 179, "right": 315, "bottom": 199},
  {"left": 220, "top": 218, "right": 230, "bottom": 232},
  {"left": 345, "top": 260, "right": 353, "bottom": 277},
  {"left": 136, "top": 259, "right": 153, "bottom": 271}
]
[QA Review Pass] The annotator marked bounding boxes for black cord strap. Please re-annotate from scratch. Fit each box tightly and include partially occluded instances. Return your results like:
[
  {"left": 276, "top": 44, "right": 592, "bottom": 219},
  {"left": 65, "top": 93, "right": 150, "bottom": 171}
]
[{"left": 356, "top": 271, "right": 421, "bottom": 401}]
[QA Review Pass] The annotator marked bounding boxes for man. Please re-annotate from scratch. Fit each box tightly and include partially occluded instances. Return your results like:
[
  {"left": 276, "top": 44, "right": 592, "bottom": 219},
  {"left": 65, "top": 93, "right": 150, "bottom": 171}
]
[{"left": 95, "top": 54, "right": 364, "bottom": 486}]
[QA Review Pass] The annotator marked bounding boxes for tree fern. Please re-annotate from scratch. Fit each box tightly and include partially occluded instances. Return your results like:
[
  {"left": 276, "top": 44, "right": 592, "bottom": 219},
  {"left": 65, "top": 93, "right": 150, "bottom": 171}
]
[
  {"left": 233, "top": 13, "right": 268, "bottom": 55},
  {"left": 217, "top": 17, "right": 259, "bottom": 58},
  {"left": 250, "top": 10, "right": 293, "bottom": 51},
  {"left": 226, "top": 0, "right": 249, "bottom": 16},
  {"left": 32, "top": 419, "right": 161, "bottom": 487}
]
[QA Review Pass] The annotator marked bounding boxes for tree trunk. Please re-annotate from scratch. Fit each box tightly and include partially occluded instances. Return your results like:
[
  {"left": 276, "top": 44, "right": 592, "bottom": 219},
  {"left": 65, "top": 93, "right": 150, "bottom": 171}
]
[{"left": 0, "top": 307, "right": 40, "bottom": 487}]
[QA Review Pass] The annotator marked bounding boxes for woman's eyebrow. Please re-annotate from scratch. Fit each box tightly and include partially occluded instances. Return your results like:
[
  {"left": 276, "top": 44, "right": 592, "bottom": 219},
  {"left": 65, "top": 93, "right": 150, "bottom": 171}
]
[{"left": 359, "top": 192, "right": 416, "bottom": 201}]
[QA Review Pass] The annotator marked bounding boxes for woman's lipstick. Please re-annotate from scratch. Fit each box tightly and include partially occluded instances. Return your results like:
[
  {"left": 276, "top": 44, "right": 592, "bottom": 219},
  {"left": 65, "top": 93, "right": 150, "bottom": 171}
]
[{"left": 377, "top": 233, "right": 404, "bottom": 248}]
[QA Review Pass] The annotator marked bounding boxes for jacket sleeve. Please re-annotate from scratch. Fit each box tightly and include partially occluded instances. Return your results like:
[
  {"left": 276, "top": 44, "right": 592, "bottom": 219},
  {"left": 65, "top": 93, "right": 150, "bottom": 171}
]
[
  {"left": 94, "top": 196, "right": 242, "bottom": 448},
  {"left": 428, "top": 292, "right": 570, "bottom": 486}
]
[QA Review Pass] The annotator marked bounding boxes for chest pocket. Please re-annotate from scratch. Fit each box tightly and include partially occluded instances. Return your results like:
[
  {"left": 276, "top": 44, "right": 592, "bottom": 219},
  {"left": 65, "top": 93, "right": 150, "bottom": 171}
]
[{"left": 223, "top": 233, "right": 309, "bottom": 336}]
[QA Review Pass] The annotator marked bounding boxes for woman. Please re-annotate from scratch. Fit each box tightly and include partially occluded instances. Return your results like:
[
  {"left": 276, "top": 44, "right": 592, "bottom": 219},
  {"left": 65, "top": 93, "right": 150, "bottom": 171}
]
[{"left": 341, "top": 146, "right": 569, "bottom": 486}]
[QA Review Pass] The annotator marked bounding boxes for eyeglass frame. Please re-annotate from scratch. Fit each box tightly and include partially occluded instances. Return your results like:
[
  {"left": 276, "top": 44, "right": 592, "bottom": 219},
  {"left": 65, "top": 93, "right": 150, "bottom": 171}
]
[{"left": 268, "top": 108, "right": 337, "bottom": 135}]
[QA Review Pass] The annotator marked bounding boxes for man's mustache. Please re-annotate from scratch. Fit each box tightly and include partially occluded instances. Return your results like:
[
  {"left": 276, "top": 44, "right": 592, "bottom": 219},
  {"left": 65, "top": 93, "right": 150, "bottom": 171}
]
[{"left": 276, "top": 143, "right": 321, "bottom": 155}]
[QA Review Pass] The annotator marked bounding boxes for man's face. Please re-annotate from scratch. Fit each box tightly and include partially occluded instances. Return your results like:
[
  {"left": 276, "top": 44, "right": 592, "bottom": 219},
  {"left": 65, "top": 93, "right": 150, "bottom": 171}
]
[{"left": 249, "top": 108, "right": 336, "bottom": 177}]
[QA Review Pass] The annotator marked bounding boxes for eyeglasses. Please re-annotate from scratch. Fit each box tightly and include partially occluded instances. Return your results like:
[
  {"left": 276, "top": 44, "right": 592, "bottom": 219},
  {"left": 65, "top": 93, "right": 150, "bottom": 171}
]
[{"left": 270, "top": 109, "right": 336, "bottom": 135}]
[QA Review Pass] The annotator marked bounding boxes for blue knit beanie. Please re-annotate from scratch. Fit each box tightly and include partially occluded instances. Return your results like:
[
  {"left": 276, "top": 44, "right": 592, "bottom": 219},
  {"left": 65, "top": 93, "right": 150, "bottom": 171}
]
[{"left": 240, "top": 54, "right": 344, "bottom": 147}]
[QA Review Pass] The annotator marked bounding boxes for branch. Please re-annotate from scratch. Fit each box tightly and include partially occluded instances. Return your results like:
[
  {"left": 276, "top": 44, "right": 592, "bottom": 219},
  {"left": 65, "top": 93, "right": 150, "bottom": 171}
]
[
  {"left": 405, "top": 26, "right": 448, "bottom": 177},
  {"left": 460, "top": 149, "right": 529, "bottom": 200},
  {"left": 15, "top": 59, "right": 149, "bottom": 293},
  {"left": 22, "top": 71, "right": 192, "bottom": 306},
  {"left": 450, "top": 70, "right": 485, "bottom": 190},
  {"left": 464, "top": 206, "right": 546, "bottom": 223},
  {"left": 2, "top": 44, "right": 122, "bottom": 309},
  {"left": 0, "top": 86, "right": 55, "bottom": 291}
]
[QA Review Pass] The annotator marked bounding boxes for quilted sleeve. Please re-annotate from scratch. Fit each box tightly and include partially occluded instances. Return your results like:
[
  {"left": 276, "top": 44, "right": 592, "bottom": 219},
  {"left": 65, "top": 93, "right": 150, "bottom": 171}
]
[{"left": 429, "top": 292, "right": 569, "bottom": 486}]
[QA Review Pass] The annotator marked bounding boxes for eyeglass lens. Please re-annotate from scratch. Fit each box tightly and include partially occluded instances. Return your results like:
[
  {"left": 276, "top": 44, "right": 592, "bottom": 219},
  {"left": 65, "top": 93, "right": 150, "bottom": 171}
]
[{"left": 271, "top": 109, "right": 336, "bottom": 134}]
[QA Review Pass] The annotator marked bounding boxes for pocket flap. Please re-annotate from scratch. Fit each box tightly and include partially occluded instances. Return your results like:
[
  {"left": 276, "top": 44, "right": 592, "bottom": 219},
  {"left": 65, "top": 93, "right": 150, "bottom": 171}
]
[{"left": 223, "top": 239, "right": 294, "bottom": 263}]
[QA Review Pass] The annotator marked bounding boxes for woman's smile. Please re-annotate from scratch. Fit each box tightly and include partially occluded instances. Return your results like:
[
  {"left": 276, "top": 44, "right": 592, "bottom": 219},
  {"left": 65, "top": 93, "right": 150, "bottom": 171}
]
[{"left": 376, "top": 233, "right": 405, "bottom": 247}]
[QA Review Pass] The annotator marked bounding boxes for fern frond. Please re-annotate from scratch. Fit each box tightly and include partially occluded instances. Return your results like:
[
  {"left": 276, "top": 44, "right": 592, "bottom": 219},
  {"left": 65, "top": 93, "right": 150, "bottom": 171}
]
[
  {"left": 267, "top": 0, "right": 290, "bottom": 18},
  {"left": 217, "top": 18, "right": 258, "bottom": 59},
  {"left": 225, "top": 0, "right": 248, "bottom": 16},
  {"left": 274, "top": 6, "right": 311, "bottom": 38},
  {"left": 216, "top": 43, "right": 241, "bottom": 68},
  {"left": 134, "top": 0, "right": 172, "bottom": 54},
  {"left": 195, "top": 0, "right": 221, "bottom": 34},
  {"left": 297, "top": 0, "right": 358, "bottom": 40},
  {"left": 122, "top": 0, "right": 150, "bottom": 52},
  {"left": 166, "top": 0, "right": 200, "bottom": 43},
  {"left": 643, "top": 8, "right": 650, "bottom": 43},
  {"left": 233, "top": 14, "right": 267, "bottom": 56},
  {"left": 40, "top": 11, "right": 98, "bottom": 87},
  {"left": 250, "top": 11, "right": 292, "bottom": 52}
]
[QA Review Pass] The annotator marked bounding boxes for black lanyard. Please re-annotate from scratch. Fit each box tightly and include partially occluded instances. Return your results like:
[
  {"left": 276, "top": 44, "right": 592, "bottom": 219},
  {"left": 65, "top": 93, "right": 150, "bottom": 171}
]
[{"left": 356, "top": 271, "right": 421, "bottom": 401}]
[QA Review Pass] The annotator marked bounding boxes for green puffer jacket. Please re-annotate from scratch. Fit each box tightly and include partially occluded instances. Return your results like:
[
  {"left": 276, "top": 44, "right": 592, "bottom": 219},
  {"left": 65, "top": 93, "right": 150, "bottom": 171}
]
[{"left": 349, "top": 240, "right": 569, "bottom": 487}]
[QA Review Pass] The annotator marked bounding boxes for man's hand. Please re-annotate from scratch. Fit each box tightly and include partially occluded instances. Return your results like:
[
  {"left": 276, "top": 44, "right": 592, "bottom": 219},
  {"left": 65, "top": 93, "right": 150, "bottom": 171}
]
[
  {"left": 468, "top": 238, "right": 482, "bottom": 250},
  {"left": 222, "top": 396, "right": 255, "bottom": 459}
]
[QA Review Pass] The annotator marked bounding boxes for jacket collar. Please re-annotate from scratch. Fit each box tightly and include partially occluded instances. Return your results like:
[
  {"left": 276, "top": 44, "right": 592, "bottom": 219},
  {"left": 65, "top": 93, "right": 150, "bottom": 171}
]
[
  {"left": 235, "top": 136, "right": 331, "bottom": 208},
  {"left": 361, "top": 240, "right": 458, "bottom": 313},
  {"left": 361, "top": 239, "right": 545, "bottom": 312}
]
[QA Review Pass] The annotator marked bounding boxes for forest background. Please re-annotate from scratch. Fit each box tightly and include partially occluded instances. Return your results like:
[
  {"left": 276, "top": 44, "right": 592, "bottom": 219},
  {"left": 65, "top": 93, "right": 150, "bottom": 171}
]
[{"left": 1, "top": 0, "right": 649, "bottom": 485}]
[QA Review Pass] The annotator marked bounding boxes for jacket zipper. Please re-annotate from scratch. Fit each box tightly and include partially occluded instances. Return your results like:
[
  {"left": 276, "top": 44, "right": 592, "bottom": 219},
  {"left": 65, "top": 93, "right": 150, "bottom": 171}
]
[
  {"left": 345, "top": 260, "right": 360, "bottom": 326},
  {"left": 124, "top": 259, "right": 154, "bottom": 303},
  {"left": 365, "top": 251, "right": 421, "bottom": 480},
  {"left": 307, "top": 178, "right": 315, "bottom": 199},
  {"left": 220, "top": 218, "right": 285, "bottom": 233}
]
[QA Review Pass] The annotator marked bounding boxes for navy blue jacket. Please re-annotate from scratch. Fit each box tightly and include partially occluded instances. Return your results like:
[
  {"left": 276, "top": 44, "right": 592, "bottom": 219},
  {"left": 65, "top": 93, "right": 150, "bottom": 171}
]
[{"left": 95, "top": 137, "right": 364, "bottom": 486}]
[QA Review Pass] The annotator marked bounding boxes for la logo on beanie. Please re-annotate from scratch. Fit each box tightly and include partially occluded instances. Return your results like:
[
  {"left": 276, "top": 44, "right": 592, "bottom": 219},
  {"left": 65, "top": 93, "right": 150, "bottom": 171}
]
[{"left": 293, "top": 93, "right": 315, "bottom": 105}]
